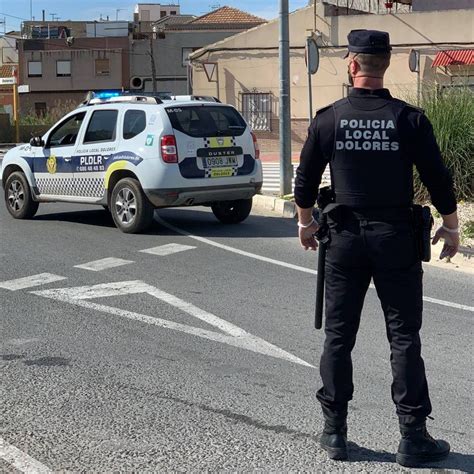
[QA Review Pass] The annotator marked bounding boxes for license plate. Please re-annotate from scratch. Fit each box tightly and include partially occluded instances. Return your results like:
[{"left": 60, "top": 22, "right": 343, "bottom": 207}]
[
  {"left": 203, "top": 156, "right": 238, "bottom": 168},
  {"left": 210, "top": 167, "right": 233, "bottom": 178}
]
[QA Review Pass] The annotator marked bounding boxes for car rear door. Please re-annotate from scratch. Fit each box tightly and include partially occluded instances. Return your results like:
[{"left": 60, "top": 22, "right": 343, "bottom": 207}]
[
  {"left": 165, "top": 105, "right": 256, "bottom": 180},
  {"left": 74, "top": 108, "right": 120, "bottom": 201}
]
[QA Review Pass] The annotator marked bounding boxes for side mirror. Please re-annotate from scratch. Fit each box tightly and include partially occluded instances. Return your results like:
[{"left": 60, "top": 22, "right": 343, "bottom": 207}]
[{"left": 30, "top": 136, "right": 45, "bottom": 147}]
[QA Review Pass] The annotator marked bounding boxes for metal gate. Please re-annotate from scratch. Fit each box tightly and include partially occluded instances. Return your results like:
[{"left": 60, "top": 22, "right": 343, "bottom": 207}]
[{"left": 241, "top": 92, "right": 272, "bottom": 131}]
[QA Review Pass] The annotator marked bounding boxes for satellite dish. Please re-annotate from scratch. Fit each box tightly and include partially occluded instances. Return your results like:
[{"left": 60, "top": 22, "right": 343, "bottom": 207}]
[{"left": 409, "top": 49, "right": 420, "bottom": 73}]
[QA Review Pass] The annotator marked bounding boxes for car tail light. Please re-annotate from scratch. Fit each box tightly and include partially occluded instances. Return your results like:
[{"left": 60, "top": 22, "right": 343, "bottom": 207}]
[
  {"left": 251, "top": 132, "right": 260, "bottom": 160},
  {"left": 161, "top": 135, "right": 178, "bottom": 163}
]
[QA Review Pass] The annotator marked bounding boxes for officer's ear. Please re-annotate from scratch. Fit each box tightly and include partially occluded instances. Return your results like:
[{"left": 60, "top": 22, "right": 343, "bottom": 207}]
[{"left": 349, "top": 57, "right": 360, "bottom": 76}]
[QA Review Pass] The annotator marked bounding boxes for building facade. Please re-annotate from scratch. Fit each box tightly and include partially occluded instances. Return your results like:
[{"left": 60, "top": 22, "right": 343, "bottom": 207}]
[
  {"left": 130, "top": 7, "right": 267, "bottom": 95},
  {"left": 134, "top": 3, "right": 181, "bottom": 22},
  {"left": 190, "top": 1, "right": 474, "bottom": 153},
  {"left": 18, "top": 37, "right": 130, "bottom": 115}
]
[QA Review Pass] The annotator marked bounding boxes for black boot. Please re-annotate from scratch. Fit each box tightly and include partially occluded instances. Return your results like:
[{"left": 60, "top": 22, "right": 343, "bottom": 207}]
[
  {"left": 320, "top": 420, "right": 348, "bottom": 461},
  {"left": 396, "top": 421, "right": 450, "bottom": 467}
]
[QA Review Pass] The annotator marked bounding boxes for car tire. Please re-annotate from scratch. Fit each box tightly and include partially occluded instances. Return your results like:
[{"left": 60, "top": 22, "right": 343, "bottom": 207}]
[
  {"left": 4, "top": 171, "right": 39, "bottom": 219},
  {"left": 110, "top": 178, "right": 154, "bottom": 233},
  {"left": 211, "top": 198, "right": 252, "bottom": 224}
]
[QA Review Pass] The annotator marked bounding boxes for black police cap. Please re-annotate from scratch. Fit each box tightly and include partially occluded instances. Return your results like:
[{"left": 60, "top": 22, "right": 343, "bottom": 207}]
[{"left": 344, "top": 29, "right": 392, "bottom": 58}]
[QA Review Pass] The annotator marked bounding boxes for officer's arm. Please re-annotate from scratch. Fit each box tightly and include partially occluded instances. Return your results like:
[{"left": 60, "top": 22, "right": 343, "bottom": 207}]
[
  {"left": 410, "top": 113, "right": 457, "bottom": 216},
  {"left": 294, "top": 114, "right": 331, "bottom": 211},
  {"left": 410, "top": 112, "right": 459, "bottom": 257}
]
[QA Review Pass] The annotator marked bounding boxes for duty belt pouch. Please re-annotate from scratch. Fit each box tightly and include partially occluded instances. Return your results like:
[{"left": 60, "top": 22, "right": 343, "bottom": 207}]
[{"left": 412, "top": 205, "right": 434, "bottom": 262}]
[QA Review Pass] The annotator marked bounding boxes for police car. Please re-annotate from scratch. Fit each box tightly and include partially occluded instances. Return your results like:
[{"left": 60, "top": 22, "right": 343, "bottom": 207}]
[{"left": 1, "top": 92, "right": 263, "bottom": 233}]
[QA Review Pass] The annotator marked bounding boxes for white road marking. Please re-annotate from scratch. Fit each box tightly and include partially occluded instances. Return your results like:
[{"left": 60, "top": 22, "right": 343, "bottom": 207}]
[
  {"left": 33, "top": 280, "right": 314, "bottom": 368},
  {"left": 0, "top": 437, "right": 52, "bottom": 473},
  {"left": 74, "top": 257, "right": 133, "bottom": 272},
  {"left": 423, "top": 296, "right": 474, "bottom": 313},
  {"left": 0, "top": 273, "right": 66, "bottom": 291},
  {"left": 156, "top": 216, "right": 474, "bottom": 313},
  {"left": 155, "top": 216, "right": 317, "bottom": 275},
  {"left": 139, "top": 243, "right": 196, "bottom": 256}
]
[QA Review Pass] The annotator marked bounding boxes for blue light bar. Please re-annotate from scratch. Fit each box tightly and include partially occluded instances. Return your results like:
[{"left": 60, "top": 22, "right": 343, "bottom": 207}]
[{"left": 94, "top": 91, "right": 121, "bottom": 99}]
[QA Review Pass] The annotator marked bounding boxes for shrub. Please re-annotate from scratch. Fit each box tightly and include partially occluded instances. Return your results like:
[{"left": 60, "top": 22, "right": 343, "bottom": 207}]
[
  {"left": 19, "top": 100, "right": 80, "bottom": 127},
  {"left": 413, "top": 86, "right": 473, "bottom": 203}
]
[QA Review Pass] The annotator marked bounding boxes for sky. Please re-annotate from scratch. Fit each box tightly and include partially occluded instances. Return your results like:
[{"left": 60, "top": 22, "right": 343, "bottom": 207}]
[{"left": 0, "top": 0, "right": 309, "bottom": 32}]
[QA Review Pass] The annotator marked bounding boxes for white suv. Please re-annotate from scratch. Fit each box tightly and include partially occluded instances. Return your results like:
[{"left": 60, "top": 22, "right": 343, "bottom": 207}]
[{"left": 1, "top": 94, "right": 263, "bottom": 233}]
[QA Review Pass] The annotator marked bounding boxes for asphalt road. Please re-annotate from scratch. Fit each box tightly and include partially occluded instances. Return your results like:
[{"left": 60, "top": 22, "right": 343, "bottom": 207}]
[{"left": 0, "top": 200, "right": 472, "bottom": 472}]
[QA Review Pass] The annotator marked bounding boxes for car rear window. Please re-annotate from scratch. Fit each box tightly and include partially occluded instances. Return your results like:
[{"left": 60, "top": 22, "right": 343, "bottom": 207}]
[{"left": 165, "top": 106, "right": 246, "bottom": 137}]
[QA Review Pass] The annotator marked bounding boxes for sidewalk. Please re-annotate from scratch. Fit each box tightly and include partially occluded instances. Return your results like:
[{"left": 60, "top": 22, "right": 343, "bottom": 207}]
[{"left": 260, "top": 153, "right": 300, "bottom": 164}]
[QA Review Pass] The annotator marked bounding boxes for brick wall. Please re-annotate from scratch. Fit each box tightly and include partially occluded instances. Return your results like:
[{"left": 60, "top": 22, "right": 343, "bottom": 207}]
[{"left": 254, "top": 118, "right": 309, "bottom": 155}]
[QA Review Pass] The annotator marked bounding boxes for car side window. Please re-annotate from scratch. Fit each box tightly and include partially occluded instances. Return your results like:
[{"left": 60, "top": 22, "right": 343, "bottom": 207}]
[
  {"left": 47, "top": 112, "right": 86, "bottom": 148},
  {"left": 84, "top": 110, "right": 118, "bottom": 144},
  {"left": 123, "top": 110, "right": 146, "bottom": 140}
]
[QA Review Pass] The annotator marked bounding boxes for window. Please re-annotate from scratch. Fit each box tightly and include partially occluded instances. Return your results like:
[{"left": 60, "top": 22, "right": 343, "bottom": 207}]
[
  {"left": 241, "top": 92, "right": 272, "bottom": 131},
  {"left": 56, "top": 60, "right": 71, "bottom": 77},
  {"left": 84, "top": 110, "right": 118, "bottom": 144},
  {"left": 170, "top": 10, "right": 177, "bottom": 15},
  {"left": 95, "top": 59, "right": 110, "bottom": 76},
  {"left": 35, "top": 102, "right": 47, "bottom": 117},
  {"left": 182, "top": 47, "right": 200, "bottom": 67},
  {"left": 166, "top": 106, "right": 246, "bottom": 138},
  {"left": 160, "top": 11, "right": 167, "bottom": 18},
  {"left": 48, "top": 112, "right": 86, "bottom": 147},
  {"left": 142, "top": 9, "right": 151, "bottom": 20},
  {"left": 28, "top": 61, "right": 42, "bottom": 77},
  {"left": 123, "top": 110, "right": 146, "bottom": 140}
]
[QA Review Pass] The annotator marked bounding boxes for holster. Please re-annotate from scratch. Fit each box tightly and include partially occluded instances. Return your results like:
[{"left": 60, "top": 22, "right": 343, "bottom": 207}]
[{"left": 412, "top": 205, "right": 434, "bottom": 262}]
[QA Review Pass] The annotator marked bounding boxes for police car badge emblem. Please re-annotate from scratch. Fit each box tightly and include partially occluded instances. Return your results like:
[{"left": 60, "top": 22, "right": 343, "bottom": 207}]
[{"left": 47, "top": 156, "right": 57, "bottom": 174}]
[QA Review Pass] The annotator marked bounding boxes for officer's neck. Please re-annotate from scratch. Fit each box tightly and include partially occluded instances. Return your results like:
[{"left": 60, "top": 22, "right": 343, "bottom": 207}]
[{"left": 353, "top": 75, "right": 384, "bottom": 90}]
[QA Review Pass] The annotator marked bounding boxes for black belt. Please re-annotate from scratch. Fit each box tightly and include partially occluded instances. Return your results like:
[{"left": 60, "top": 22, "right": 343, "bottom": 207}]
[{"left": 325, "top": 204, "right": 413, "bottom": 222}]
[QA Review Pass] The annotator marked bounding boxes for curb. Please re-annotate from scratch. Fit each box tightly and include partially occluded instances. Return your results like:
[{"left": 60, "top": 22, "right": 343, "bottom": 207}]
[{"left": 253, "top": 194, "right": 297, "bottom": 218}]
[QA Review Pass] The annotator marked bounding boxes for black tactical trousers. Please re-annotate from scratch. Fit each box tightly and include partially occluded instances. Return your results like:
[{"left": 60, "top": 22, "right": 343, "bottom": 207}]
[{"left": 316, "top": 208, "right": 432, "bottom": 426}]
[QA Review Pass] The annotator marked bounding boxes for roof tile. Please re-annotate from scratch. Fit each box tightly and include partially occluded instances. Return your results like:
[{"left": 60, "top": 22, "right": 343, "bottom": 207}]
[{"left": 190, "top": 6, "right": 266, "bottom": 25}]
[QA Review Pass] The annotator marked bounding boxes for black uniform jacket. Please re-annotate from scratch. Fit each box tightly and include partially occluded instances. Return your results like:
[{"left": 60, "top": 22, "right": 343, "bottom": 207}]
[{"left": 294, "top": 88, "right": 457, "bottom": 215}]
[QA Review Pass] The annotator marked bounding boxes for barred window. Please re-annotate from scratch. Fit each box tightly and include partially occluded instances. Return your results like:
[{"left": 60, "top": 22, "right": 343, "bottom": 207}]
[{"left": 241, "top": 93, "right": 272, "bottom": 131}]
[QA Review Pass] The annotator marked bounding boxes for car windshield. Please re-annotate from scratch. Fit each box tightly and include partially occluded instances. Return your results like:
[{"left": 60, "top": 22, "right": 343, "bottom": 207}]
[{"left": 165, "top": 106, "right": 246, "bottom": 137}]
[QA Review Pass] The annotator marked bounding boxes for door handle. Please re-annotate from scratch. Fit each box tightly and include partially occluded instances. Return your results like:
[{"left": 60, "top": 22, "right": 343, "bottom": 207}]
[{"left": 64, "top": 158, "right": 72, "bottom": 162}]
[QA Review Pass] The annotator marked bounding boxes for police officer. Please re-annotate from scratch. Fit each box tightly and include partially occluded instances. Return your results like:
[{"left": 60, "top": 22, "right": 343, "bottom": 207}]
[{"left": 294, "top": 30, "right": 459, "bottom": 467}]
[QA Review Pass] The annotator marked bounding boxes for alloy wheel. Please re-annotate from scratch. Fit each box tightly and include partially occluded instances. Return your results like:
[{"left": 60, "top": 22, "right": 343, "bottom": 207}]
[
  {"left": 115, "top": 187, "right": 137, "bottom": 225},
  {"left": 7, "top": 180, "right": 25, "bottom": 212}
]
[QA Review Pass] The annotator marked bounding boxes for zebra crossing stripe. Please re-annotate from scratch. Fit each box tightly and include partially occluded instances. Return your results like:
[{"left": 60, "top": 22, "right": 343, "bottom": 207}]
[
  {"left": 74, "top": 258, "right": 134, "bottom": 272},
  {"left": 0, "top": 273, "right": 67, "bottom": 291}
]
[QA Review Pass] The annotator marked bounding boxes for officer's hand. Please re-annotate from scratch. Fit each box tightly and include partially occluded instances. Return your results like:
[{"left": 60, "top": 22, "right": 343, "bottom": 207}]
[
  {"left": 299, "top": 222, "right": 319, "bottom": 251},
  {"left": 432, "top": 226, "right": 460, "bottom": 259}
]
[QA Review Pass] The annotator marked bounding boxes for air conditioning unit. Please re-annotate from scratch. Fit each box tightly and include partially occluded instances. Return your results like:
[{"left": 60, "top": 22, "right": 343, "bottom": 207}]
[{"left": 130, "top": 76, "right": 145, "bottom": 90}]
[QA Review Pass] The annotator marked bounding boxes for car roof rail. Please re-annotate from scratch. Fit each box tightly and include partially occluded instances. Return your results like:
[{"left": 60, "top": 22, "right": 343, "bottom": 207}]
[{"left": 81, "top": 91, "right": 163, "bottom": 106}]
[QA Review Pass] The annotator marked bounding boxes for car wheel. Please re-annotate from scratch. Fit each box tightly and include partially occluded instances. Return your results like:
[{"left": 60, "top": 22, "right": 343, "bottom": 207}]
[
  {"left": 211, "top": 198, "right": 252, "bottom": 224},
  {"left": 110, "top": 177, "right": 154, "bottom": 233},
  {"left": 4, "top": 171, "right": 39, "bottom": 219}
]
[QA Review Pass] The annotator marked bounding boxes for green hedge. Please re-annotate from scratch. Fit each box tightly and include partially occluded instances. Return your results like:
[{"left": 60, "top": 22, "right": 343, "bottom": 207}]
[{"left": 414, "top": 86, "right": 473, "bottom": 203}]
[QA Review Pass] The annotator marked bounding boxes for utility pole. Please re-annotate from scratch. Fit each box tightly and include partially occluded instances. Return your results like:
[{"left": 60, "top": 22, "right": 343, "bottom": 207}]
[
  {"left": 279, "top": 0, "right": 292, "bottom": 196},
  {"left": 116, "top": 9, "right": 125, "bottom": 21},
  {"left": 149, "top": 32, "right": 157, "bottom": 93},
  {"left": 30, "top": 0, "right": 33, "bottom": 20}
]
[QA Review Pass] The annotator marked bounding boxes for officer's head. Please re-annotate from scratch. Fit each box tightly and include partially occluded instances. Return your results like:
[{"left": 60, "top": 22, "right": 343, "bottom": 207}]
[{"left": 345, "top": 30, "right": 392, "bottom": 83}]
